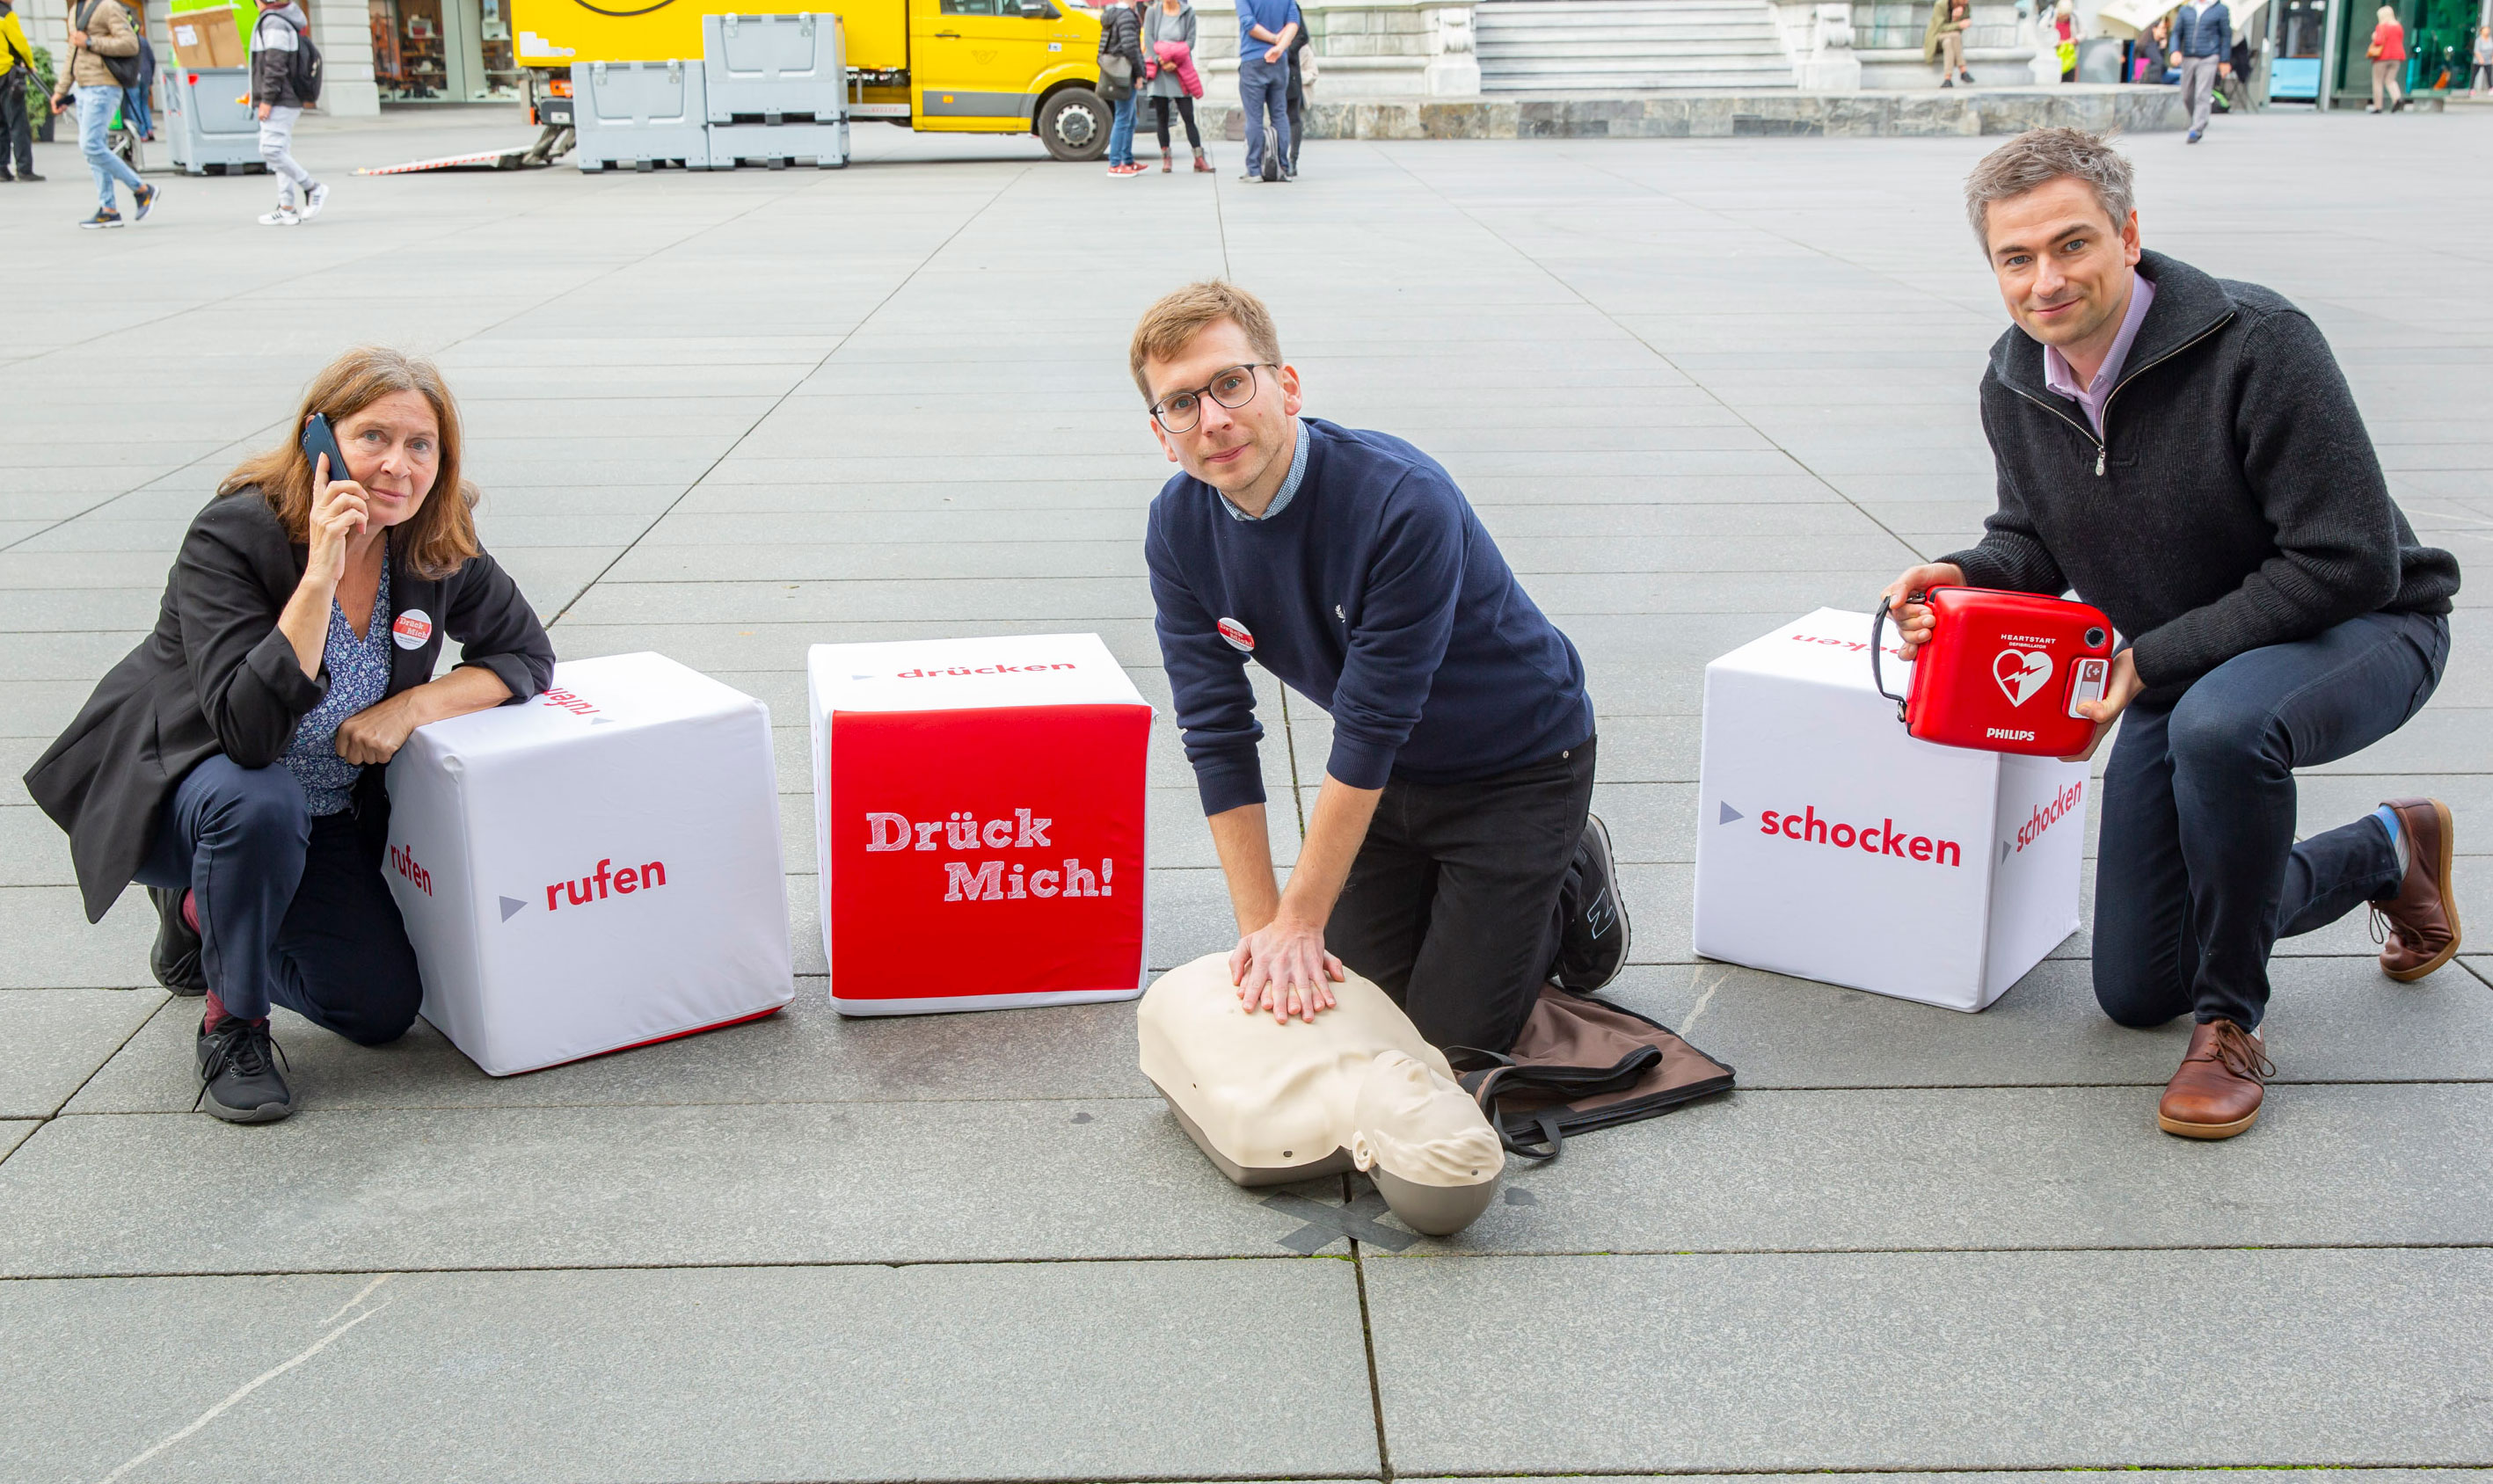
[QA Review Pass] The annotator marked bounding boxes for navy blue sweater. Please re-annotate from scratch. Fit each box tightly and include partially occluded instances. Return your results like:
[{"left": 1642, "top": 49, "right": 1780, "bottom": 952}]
[{"left": 1146, "top": 418, "right": 1594, "bottom": 817}]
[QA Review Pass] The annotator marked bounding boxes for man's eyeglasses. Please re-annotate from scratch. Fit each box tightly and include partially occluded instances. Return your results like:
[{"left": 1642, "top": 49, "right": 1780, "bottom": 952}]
[{"left": 1148, "top": 363, "right": 1274, "bottom": 434}]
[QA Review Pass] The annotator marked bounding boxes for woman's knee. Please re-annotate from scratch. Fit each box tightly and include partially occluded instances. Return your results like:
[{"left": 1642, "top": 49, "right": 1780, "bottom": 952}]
[
  {"left": 194, "top": 761, "right": 310, "bottom": 851},
  {"left": 319, "top": 957, "right": 423, "bottom": 1046}
]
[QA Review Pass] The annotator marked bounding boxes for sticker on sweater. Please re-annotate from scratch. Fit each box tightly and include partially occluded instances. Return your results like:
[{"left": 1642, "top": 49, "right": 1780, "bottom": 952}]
[
  {"left": 392, "top": 609, "right": 434, "bottom": 650},
  {"left": 1216, "top": 617, "right": 1254, "bottom": 652}
]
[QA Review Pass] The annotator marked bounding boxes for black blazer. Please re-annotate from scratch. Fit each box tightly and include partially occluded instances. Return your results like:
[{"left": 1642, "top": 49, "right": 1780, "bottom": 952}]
[{"left": 26, "top": 491, "right": 557, "bottom": 922}]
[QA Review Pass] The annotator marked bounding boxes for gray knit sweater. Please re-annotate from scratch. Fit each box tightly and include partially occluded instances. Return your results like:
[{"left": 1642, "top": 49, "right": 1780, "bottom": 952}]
[{"left": 1943, "top": 250, "right": 2460, "bottom": 706}]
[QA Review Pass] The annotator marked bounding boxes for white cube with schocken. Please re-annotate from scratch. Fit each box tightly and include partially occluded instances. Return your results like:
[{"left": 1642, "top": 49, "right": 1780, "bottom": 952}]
[{"left": 1694, "top": 608, "right": 2089, "bottom": 1012}]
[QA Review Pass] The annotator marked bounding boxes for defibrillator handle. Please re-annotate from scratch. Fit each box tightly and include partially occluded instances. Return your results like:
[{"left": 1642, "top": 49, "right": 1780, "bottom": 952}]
[{"left": 1870, "top": 594, "right": 1915, "bottom": 722}]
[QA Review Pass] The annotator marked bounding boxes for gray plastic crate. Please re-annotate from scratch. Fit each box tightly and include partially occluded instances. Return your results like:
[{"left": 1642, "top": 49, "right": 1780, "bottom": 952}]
[
  {"left": 707, "top": 119, "right": 849, "bottom": 169},
  {"left": 573, "top": 59, "right": 713, "bottom": 171},
  {"left": 700, "top": 12, "right": 848, "bottom": 123},
  {"left": 164, "top": 68, "right": 265, "bottom": 176}
]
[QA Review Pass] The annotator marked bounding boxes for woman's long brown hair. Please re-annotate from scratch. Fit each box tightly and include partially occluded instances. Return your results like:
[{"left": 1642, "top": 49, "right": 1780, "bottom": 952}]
[{"left": 216, "top": 346, "right": 482, "bottom": 579}]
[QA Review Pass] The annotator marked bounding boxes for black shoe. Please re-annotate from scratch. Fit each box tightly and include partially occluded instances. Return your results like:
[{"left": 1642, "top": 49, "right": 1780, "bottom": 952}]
[
  {"left": 149, "top": 886, "right": 208, "bottom": 996},
  {"left": 133, "top": 181, "right": 158, "bottom": 221},
  {"left": 18, "top": 171, "right": 42, "bottom": 181},
  {"left": 195, "top": 1016, "right": 293, "bottom": 1123},
  {"left": 80, "top": 208, "right": 124, "bottom": 229},
  {"left": 1553, "top": 812, "right": 1631, "bottom": 993}
]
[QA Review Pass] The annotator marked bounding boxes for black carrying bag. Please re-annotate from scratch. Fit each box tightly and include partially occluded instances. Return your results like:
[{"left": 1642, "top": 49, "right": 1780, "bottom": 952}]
[{"left": 1452, "top": 985, "right": 1736, "bottom": 1160}]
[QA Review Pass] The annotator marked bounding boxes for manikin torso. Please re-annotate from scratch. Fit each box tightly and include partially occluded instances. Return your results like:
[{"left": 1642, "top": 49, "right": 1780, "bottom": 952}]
[{"left": 1138, "top": 954, "right": 1505, "bottom": 1220}]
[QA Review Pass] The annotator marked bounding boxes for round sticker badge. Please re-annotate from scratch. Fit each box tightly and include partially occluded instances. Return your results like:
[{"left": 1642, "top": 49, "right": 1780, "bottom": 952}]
[
  {"left": 391, "top": 609, "right": 434, "bottom": 651},
  {"left": 1216, "top": 617, "right": 1255, "bottom": 653}
]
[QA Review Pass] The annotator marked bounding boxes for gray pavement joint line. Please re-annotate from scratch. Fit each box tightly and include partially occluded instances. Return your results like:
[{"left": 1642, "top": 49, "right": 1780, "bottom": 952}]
[
  {"left": 0, "top": 993, "right": 176, "bottom": 1170},
  {"left": 543, "top": 166, "right": 1037, "bottom": 630},
  {"left": 0, "top": 421, "right": 292, "bottom": 556},
  {"left": 2464, "top": 957, "right": 2493, "bottom": 993},
  {"left": 1345, "top": 1179, "right": 1399, "bottom": 1483},
  {"left": 1373, "top": 147, "right": 1936, "bottom": 571},
  {"left": 25, "top": 1240, "right": 2493, "bottom": 1284}
]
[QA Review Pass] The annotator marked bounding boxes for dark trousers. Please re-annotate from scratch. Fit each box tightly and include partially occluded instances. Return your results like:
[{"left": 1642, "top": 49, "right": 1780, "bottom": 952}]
[
  {"left": 2094, "top": 611, "right": 2448, "bottom": 1032},
  {"left": 0, "top": 69, "right": 33, "bottom": 177},
  {"left": 1150, "top": 93, "right": 1200, "bottom": 149},
  {"left": 134, "top": 755, "right": 423, "bottom": 1044},
  {"left": 1285, "top": 55, "right": 1303, "bottom": 169},
  {"left": 1237, "top": 53, "right": 1289, "bottom": 174},
  {"left": 1327, "top": 738, "right": 1596, "bottom": 1055}
]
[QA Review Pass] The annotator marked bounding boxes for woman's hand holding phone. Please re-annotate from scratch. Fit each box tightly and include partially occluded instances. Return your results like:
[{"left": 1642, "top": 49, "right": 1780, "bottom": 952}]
[{"left": 303, "top": 452, "right": 370, "bottom": 590}]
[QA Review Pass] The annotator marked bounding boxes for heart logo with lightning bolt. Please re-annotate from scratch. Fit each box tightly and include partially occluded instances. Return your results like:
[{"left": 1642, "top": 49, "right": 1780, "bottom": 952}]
[{"left": 1994, "top": 648, "right": 2054, "bottom": 707}]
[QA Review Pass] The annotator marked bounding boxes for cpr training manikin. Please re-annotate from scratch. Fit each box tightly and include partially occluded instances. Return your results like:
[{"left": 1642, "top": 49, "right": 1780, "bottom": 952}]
[{"left": 1138, "top": 954, "right": 1505, "bottom": 1235}]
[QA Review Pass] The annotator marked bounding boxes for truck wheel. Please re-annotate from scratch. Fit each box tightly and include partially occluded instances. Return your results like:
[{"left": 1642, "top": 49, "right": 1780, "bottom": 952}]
[{"left": 1038, "top": 88, "right": 1109, "bottom": 162}]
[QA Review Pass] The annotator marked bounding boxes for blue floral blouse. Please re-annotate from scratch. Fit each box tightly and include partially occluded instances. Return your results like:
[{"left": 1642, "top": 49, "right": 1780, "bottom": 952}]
[{"left": 281, "top": 551, "right": 393, "bottom": 817}]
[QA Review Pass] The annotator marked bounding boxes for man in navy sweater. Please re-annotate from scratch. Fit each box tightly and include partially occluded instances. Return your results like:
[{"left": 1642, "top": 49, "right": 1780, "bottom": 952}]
[{"left": 1134, "top": 281, "right": 1625, "bottom": 1054}]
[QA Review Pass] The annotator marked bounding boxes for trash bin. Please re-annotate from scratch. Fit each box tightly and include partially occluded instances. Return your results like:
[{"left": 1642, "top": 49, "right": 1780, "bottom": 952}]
[{"left": 164, "top": 65, "right": 263, "bottom": 175}]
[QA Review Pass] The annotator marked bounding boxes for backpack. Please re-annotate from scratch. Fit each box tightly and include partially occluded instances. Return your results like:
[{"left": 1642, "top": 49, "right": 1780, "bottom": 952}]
[
  {"left": 75, "top": 0, "right": 142, "bottom": 89},
  {"left": 1451, "top": 986, "right": 1736, "bottom": 1160},
  {"left": 260, "top": 11, "right": 322, "bottom": 105}
]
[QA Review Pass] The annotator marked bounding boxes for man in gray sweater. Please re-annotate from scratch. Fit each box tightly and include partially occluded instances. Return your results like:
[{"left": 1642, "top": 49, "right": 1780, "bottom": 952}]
[{"left": 1882, "top": 128, "right": 2461, "bottom": 1142}]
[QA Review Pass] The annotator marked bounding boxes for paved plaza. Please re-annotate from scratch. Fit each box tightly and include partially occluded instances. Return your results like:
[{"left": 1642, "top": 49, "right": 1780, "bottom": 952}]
[{"left": 4, "top": 105, "right": 2491, "bottom": 1480}]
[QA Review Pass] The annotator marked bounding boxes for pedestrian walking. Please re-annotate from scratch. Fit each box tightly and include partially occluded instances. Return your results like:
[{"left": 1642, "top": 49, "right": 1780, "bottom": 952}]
[
  {"left": 2169, "top": 0, "right": 2229, "bottom": 142},
  {"left": 1236, "top": 0, "right": 1295, "bottom": 181},
  {"left": 123, "top": 27, "right": 154, "bottom": 140},
  {"left": 1284, "top": 11, "right": 1308, "bottom": 172},
  {"left": 2365, "top": 5, "right": 2405, "bottom": 111},
  {"left": 1097, "top": 0, "right": 1147, "bottom": 177},
  {"left": 2473, "top": 24, "right": 2491, "bottom": 97},
  {"left": 1926, "top": 0, "right": 1972, "bottom": 86},
  {"left": 250, "top": 0, "right": 328, "bottom": 222},
  {"left": 1, "top": 0, "right": 43, "bottom": 181},
  {"left": 50, "top": 0, "right": 155, "bottom": 227},
  {"left": 1143, "top": 0, "right": 1209, "bottom": 174}
]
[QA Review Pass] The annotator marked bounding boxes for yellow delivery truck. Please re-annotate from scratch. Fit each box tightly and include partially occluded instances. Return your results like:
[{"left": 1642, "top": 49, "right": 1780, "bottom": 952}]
[{"left": 512, "top": 0, "right": 1112, "bottom": 160}]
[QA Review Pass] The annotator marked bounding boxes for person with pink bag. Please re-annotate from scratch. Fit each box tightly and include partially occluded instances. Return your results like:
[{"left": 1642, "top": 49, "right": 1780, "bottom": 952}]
[{"left": 1144, "top": 0, "right": 1210, "bottom": 173}]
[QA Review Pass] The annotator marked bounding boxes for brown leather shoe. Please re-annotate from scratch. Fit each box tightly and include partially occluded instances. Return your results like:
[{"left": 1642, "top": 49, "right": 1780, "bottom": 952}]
[
  {"left": 2158, "top": 1019, "right": 2272, "bottom": 1139},
  {"left": 2373, "top": 797, "right": 2460, "bottom": 982}
]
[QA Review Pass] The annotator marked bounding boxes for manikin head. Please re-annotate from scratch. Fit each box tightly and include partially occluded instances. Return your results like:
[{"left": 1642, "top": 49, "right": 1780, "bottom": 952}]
[
  {"left": 1130, "top": 280, "right": 1303, "bottom": 509},
  {"left": 1349, "top": 1051, "right": 1505, "bottom": 1188},
  {"left": 1965, "top": 127, "right": 2143, "bottom": 365}
]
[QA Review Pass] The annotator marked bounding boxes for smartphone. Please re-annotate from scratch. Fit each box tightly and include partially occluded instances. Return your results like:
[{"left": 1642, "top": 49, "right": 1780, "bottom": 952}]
[{"left": 300, "top": 412, "right": 347, "bottom": 485}]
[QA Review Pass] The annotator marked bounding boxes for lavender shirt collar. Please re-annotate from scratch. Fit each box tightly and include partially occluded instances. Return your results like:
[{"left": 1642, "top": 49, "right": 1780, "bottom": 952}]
[{"left": 2043, "top": 271, "right": 2156, "bottom": 437}]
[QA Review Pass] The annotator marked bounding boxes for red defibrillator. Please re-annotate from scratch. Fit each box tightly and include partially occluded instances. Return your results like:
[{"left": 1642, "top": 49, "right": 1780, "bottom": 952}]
[{"left": 1871, "top": 586, "right": 2117, "bottom": 758}]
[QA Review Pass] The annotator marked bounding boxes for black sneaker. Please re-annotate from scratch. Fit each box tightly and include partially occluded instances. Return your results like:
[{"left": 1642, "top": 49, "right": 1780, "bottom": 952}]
[
  {"left": 80, "top": 208, "right": 124, "bottom": 229},
  {"left": 149, "top": 886, "right": 208, "bottom": 996},
  {"left": 1553, "top": 812, "right": 1631, "bottom": 992},
  {"left": 133, "top": 182, "right": 158, "bottom": 221},
  {"left": 195, "top": 1016, "right": 294, "bottom": 1123}
]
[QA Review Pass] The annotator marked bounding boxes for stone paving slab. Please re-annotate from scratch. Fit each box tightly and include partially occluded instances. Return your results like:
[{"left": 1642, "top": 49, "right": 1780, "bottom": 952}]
[
  {"left": 3, "top": 1261, "right": 1378, "bottom": 1484},
  {"left": 1614, "top": 954, "right": 2493, "bottom": 1088},
  {"left": 0, "top": 1099, "right": 1343, "bottom": 1277},
  {"left": 1367, "top": 1248, "right": 2493, "bottom": 1473},
  {"left": 0, "top": 986, "right": 164, "bottom": 1119},
  {"left": 1383, "top": 1081, "right": 2493, "bottom": 1255}
]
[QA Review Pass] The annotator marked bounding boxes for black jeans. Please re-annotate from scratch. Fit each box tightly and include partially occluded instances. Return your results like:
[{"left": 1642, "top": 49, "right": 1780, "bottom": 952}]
[
  {"left": 134, "top": 755, "right": 423, "bottom": 1044},
  {"left": 1150, "top": 94, "right": 1200, "bottom": 149},
  {"left": 0, "top": 68, "right": 33, "bottom": 177},
  {"left": 1327, "top": 738, "right": 1596, "bottom": 1055},
  {"left": 2094, "top": 611, "right": 2449, "bottom": 1032}
]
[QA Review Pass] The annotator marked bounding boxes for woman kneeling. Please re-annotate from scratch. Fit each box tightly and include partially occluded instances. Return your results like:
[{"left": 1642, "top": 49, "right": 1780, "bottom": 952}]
[{"left": 28, "top": 348, "right": 554, "bottom": 1123}]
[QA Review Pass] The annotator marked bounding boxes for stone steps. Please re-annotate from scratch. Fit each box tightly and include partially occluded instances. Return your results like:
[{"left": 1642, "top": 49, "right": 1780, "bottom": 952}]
[{"left": 1475, "top": 0, "right": 1801, "bottom": 91}]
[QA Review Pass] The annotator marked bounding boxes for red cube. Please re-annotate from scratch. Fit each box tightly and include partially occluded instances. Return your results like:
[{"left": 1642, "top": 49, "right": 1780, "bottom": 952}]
[{"left": 807, "top": 634, "right": 1153, "bottom": 1015}]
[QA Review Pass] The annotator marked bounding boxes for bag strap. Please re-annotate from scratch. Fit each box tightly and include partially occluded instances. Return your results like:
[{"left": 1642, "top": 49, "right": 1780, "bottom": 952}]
[{"left": 1870, "top": 594, "right": 1911, "bottom": 720}]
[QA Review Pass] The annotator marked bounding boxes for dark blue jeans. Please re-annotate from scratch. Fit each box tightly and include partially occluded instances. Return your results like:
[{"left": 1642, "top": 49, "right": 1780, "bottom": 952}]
[
  {"left": 2094, "top": 610, "right": 2450, "bottom": 1031},
  {"left": 134, "top": 755, "right": 422, "bottom": 1044},
  {"left": 1238, "top": 53, "right": 1290, "bottom": 174}
]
